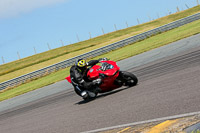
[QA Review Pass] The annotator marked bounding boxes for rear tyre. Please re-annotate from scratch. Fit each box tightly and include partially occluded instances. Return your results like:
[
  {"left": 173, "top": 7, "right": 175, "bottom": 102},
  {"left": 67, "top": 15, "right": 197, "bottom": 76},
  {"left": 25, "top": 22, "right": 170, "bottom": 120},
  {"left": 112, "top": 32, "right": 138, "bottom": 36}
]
[{"left": 121, "top": 71, "right": 138, "bottom": 87}]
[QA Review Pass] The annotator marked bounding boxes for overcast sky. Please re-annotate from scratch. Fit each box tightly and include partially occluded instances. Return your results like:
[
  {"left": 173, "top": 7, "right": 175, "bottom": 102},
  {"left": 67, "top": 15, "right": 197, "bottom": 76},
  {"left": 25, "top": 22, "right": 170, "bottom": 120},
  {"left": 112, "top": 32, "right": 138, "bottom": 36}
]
[{"left": 0, "top": 0, "right": 198, "bottom": 64}]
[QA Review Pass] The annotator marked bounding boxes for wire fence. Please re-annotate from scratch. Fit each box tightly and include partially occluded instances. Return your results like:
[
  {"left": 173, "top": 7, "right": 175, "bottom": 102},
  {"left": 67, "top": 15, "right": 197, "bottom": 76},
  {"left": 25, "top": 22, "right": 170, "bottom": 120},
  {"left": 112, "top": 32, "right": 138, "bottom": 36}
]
[{"left": 0, "top": 12, "right": 200, "bottom": 91}]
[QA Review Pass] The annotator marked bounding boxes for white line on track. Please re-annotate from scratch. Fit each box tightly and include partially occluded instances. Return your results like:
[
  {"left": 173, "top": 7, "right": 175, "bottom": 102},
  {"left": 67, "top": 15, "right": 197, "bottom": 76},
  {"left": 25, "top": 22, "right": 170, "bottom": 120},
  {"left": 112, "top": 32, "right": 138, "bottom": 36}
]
[{"left": 81, "top": 111, "right": 200, "bottom": 133}]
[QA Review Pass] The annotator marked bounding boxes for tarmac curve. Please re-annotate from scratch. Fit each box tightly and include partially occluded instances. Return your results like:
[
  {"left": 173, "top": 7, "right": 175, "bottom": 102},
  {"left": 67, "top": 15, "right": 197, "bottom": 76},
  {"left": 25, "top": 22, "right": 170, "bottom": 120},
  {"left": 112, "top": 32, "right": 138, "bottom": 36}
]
[{"left": 0, "top": 34, "right": 200, "bottom": 133}]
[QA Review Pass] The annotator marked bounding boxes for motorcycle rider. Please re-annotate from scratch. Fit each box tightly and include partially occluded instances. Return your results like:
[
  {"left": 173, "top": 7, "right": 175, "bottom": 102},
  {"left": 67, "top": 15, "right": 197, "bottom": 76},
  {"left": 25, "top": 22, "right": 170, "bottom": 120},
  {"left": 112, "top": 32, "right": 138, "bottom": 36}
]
[{"left": 70, "top": 58, "right": 103, "bottom": 99}]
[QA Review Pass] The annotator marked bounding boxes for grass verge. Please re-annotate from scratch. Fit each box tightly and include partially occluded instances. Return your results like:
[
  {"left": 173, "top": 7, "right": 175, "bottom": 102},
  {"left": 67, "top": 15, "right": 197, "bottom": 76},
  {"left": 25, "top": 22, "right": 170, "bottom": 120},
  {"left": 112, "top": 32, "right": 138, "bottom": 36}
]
[{"left": 0, "top": 18, "right": 200, "bottom": 101}]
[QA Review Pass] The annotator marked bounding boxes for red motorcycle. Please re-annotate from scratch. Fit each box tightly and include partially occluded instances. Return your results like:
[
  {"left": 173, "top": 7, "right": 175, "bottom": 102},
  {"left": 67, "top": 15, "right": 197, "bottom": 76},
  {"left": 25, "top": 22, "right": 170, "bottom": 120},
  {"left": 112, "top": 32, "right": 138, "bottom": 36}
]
[{"left": 66, "top": 59, "right": 138, "bottom": 100}]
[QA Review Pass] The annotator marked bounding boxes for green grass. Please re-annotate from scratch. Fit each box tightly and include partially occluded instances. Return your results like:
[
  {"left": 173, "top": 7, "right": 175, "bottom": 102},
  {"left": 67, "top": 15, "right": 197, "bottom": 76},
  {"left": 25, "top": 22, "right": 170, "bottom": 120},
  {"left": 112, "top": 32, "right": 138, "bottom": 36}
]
[
  {"left": 0, "top": 18, "right": 200, "bottom": 102},
  {"left": 191, "top": 129, "right": 200, "bottom": 133},
  {"left": 0, "top": 68, "right": 70, "bottom": 100},
  {"left": 0, "top": 5, "right": 200, "bottom": 83}
]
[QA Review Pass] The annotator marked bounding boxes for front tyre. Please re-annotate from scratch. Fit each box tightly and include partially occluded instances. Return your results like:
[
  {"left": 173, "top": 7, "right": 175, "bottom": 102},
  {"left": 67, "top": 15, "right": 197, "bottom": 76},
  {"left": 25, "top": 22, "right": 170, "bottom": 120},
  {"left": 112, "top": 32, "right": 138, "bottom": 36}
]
[{"left": 121, "top": 71, "right": 138, "bottom": 87}]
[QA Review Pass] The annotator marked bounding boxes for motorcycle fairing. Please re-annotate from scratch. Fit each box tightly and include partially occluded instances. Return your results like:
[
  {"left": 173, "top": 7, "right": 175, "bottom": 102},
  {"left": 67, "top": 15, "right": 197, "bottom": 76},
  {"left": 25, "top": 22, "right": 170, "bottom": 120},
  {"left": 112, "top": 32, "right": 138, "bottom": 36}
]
[{"left": 87, "top": 60, "right": 121, "bottom": 92}]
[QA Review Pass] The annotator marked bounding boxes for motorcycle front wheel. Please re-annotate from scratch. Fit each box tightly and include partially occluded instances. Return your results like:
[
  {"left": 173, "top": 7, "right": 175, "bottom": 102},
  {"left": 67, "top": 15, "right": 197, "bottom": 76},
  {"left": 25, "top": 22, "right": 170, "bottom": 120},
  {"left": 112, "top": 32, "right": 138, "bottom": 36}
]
[{"left": 120, "top": 71, "right": 138, "bottom": 87}]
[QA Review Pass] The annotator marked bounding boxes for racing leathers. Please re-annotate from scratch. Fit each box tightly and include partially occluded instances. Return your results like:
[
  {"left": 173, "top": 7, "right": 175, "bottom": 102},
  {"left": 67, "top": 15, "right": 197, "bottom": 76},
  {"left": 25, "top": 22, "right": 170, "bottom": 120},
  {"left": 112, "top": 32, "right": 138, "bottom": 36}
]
[{"left": 70, "top": 60, "right": 101, "bottom": 96}]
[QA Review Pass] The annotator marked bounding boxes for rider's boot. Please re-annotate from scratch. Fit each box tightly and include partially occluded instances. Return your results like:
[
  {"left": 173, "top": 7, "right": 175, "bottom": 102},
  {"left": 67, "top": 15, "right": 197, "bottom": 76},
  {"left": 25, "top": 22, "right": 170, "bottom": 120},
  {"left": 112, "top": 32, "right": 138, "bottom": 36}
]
[
  {"left": 87, "top": 91, "right": 96, "bottom": 98},
  {"left": 93, "top": 86, "right": 102, "bottom": 93},
  {"left": 81, "top": 91, "right": 88, "bottom": 98},
  {"left": 81, "top": 90, "right": 96, "bottom": 99}
]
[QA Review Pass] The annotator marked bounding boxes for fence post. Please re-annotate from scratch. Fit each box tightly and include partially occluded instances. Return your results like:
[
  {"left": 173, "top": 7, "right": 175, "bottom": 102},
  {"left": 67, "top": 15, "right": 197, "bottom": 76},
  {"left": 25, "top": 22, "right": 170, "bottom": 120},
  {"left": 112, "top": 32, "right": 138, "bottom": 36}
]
[
  {"left": 114, "top": 24, "right": 117, "bottom": 31},
  {"left": 126, "top": 21, "right": 129, "bottom": 28},
  {"left": 17, "top": 52, "right": 21, "bottom": 60},
  {"left": 137, "top": 18, "right": 140, "bottom": 24},
  {"left": 89, "top": 32, "right": 92, "bottom": 39},
  {"left": 101, "top": 28, "right": 105, "bottom": 35},
  {"left": 168, "top": 10, "right": 171, "bottom": 15},
  {"left": 76, "top": 34, "right": 80, "bottom": 42},
  {"left": 60, "top": 40, "right": 64, "bottom": 47},
  {"left": 2, "top": 56, "right": 5, "bottom": 64},
  {"left": 47, "top": 43, "right": 51, "bottom": 50},
  {"left": 34, "top": 47, "right": 37, "bottom": 54},
  {"left": 177, "top": 6, "right": 180, "bottom": 12},
  {"left": 185, "top": 4, "right": 189, "bottom": 9}
]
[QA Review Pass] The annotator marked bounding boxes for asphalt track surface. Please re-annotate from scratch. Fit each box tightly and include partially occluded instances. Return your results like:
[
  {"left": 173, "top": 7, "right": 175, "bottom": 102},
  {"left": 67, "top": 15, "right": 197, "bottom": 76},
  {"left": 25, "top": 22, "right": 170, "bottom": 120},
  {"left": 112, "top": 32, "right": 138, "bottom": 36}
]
[{"left": 0, "top": 35, "right": 200, "bottom": 133}]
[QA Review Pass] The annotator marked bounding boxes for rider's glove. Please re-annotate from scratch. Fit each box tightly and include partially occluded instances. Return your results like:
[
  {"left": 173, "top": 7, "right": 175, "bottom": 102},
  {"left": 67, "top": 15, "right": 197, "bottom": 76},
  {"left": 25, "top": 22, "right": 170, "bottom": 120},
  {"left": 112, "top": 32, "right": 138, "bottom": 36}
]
[{"left": 93, "top": 78, "right": 102, "bottom": 85}]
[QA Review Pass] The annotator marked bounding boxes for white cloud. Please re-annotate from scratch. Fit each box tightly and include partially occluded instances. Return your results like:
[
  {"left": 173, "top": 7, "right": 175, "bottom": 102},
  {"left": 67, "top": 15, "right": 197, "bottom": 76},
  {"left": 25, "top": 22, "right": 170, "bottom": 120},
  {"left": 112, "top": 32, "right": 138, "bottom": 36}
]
[{"left": 0, "top": 0, "right": 68, "bottom": 18}]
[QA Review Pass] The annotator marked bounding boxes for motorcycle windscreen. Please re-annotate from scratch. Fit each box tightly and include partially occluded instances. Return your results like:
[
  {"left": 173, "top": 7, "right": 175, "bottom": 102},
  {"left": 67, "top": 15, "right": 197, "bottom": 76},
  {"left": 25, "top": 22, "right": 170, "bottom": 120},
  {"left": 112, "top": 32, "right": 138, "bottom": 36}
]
[{"left": 104, "top": 68, "right": 119, "bottom": 76}]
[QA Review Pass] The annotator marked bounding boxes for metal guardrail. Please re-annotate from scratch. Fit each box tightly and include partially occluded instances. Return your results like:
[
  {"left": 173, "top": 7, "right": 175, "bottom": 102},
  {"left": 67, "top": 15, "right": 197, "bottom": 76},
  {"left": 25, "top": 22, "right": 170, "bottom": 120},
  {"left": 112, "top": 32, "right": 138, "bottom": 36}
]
[{"left": 1, "top": 12, "right": 200, "bottom": 91}]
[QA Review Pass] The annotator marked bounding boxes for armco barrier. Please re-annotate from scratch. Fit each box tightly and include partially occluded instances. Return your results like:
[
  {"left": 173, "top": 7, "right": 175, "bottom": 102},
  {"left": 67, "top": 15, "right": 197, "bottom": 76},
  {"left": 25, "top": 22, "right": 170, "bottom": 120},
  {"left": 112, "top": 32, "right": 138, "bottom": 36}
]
[{"left": 1, "top": 12, "right": 200, "bottom": 91}]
